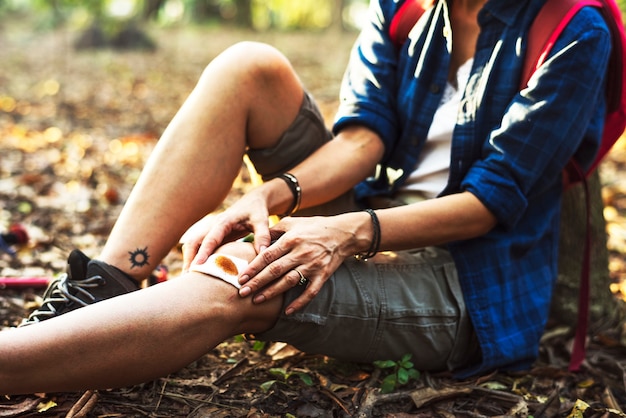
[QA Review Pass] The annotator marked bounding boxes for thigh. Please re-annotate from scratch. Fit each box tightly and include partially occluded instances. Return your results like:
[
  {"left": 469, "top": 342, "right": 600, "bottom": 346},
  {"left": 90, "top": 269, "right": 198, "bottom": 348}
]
[
  {"left": 253, "top": 247, "right": 479, "bottom": 372},
  {"left": 247, "top": 92, "right": 360, "bottom": 216},
  {"left": 247, "top": 91, "right": 331, "bottom": 180}
]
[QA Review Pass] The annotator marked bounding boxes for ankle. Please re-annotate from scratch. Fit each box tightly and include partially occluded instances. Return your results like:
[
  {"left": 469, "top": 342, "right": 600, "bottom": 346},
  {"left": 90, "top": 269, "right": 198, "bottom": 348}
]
[{"left": 92, "top": 259, "right": 144, "bottom": 284}]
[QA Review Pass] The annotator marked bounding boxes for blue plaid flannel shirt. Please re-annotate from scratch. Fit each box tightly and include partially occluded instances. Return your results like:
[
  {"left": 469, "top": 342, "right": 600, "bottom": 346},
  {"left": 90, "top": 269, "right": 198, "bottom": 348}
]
[{"left": 333, "top": 0, "right": 611, "bottom": 376}]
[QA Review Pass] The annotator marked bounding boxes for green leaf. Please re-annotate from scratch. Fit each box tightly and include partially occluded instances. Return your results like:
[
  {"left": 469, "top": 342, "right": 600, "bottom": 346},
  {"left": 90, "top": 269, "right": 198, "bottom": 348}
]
[
  {"left": 408, "top": 368, "right": 421, "bottom": 380},
  {"left": 373, "top": 360, "right": 397, "bottom": 369},
  {"left": 252, "top": 340, "right": 266, "bottom": 351},
  {"left": 269, "top": 368, "right": 289, "bottom": 379},
  {"left": 17, "top": 201, "right": 32, "bottom": 214},
  {"left": 296, "top": 372, "right": 314, "bottom": 386},
  {"left": 260, "top": 380, "right": 278, "bottom": 392},
  {"left": 400, "top": 360, "right": 414, "bottom": 369},
  {"left": 380, "top": 374, "right": 397, "bottom": 394},
  {"left": 480, "top": 381, "right": 508, "bottom": 390},
  {"left": 397, "top": 368, "right": 410, "bottom": 385}
]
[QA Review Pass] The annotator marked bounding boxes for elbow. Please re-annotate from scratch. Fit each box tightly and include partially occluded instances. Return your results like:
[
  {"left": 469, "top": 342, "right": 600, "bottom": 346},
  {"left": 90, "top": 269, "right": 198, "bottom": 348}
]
[
  {"left": 476, "top": 212, "right": 498, "bottom": 237},
  {"left": 336, "top": 125, "right": 386, "bottom": 178}
]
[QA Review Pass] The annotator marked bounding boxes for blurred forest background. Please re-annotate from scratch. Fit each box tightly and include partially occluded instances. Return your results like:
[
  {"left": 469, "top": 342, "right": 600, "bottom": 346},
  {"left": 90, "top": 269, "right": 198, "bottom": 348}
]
[
  {"left": 0, "top": 0, "right": 370, "bottom": 35},
  {"left": 3, "top": 0, "right": 626, "bottom": 417},
  {"left": 0, "top": 0, "right": 623, "bottom": 32}
]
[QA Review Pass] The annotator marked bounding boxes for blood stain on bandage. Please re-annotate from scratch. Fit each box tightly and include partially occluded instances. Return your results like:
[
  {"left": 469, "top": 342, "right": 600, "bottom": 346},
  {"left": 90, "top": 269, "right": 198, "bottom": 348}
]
[{"left": 215, "top": 255, "right": 238, "bottom": 275}]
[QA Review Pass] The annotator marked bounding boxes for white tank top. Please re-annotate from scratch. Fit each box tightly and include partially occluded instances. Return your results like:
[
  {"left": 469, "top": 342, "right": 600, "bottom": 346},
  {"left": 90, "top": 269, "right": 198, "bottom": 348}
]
[{"left": 399, "top": 59, "right": 473, "bottom": 199}]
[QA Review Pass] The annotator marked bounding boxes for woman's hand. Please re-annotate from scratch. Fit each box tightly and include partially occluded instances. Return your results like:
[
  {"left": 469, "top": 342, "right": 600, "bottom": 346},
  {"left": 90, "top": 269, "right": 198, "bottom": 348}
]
[
  {"left": 182, "top": 189, "right": 274, "bottom": 272},
  {"left": 237, "top": 213, "right": 368, "bottom": 315}
]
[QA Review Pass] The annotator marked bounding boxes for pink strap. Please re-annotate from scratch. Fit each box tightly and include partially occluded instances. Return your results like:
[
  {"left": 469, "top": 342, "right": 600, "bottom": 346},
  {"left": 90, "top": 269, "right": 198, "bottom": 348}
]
[
  {"left": 389, "top": 0, "right": 433, "bottom": 47},
  {"left": 521, "top": 0, "right": 603, "bottom": 87},
  {"left": 568, "top": 162, "right": 591, "bottom": 372},
  {"left": 523, "top": 0, "right": 607, "bottom": 373}
]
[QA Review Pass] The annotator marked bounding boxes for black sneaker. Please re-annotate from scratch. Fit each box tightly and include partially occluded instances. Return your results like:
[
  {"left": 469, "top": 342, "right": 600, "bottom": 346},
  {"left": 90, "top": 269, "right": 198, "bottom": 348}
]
[{"left": 20, "top": 249, "right": 139, "bottom": 326}]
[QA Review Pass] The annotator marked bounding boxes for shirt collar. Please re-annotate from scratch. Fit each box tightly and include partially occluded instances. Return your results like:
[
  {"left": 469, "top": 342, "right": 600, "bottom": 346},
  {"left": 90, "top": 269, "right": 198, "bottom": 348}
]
[{"left": 480, "top": 0, "right": 535, "bottom": 27}]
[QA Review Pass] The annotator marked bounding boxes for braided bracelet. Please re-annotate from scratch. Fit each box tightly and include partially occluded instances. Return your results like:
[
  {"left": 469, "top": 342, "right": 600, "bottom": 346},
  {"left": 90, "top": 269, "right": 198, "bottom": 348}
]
[
  {"left": 355, "top": 208, "right": 381, "bottom": 261},
  {"left": 277, "top": 173, "right": 301, "bottom": 217}
]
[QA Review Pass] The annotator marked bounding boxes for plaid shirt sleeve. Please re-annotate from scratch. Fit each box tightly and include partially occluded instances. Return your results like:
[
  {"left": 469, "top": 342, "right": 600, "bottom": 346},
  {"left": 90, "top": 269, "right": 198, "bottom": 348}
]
[{"left": 461, "top": 8, "right": 611, "bottom": 229}]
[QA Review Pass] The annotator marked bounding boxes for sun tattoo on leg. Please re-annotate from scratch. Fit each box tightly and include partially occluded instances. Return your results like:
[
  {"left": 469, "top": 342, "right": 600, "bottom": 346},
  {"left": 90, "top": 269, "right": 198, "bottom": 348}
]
[{"left": 128, "top": 247, "right": 150, "bottom": 269}]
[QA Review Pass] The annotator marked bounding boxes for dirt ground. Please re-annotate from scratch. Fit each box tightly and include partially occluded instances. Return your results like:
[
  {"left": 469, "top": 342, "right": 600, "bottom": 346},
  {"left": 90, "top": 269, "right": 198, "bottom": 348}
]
[{"left": 2, "top": 21, "right": 626, "bottom": 417}]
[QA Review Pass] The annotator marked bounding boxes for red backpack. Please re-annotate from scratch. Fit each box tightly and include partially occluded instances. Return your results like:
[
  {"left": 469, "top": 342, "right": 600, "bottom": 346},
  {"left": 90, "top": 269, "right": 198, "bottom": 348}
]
[{"left": 390, "top": 0, "right": 626, "bottom": 372}]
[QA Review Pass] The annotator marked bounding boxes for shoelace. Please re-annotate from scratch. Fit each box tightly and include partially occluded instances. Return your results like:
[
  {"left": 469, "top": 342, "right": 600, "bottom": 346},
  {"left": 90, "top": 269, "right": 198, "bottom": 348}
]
[{"left": 21, "top": 273, "right": 106, "bottom": 324}]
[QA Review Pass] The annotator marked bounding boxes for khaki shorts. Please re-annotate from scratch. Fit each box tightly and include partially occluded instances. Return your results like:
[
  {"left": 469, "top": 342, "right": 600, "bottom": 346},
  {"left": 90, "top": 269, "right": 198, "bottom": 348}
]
[{"left": 245, "top": 93, "right": 480, "bottom": 372}]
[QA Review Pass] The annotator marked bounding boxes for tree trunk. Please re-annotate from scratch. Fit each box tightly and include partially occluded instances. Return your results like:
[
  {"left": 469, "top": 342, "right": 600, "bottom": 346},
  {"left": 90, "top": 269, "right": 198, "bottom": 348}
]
[
  {"left": 551, "top": 170, "right": 622, "bottom": 330},
  {"left": 232, "top": 0, "right": 253, "bottom": 28},
  {"left": 142, "top": 0, "right": 166, "bottom": 21},
  {"left": 191, "top": 0, "right": 221, "bottom": 23},
  {"left": 329, "top": 0, "right": 346, "bottom": 32}
]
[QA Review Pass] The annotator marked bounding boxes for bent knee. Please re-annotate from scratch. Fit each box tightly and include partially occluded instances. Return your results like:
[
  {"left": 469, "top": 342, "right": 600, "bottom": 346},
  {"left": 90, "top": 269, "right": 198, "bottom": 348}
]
[
  {"left": 188, "top": 240, "right": 282, "bottom": 333},
  {"left": 223, "top": 41, "right": 291, "bottom": 70},
  {"left": 214, "top": 240, "right": 257, "bottom": 262},
  {"left": 205, "top": 41, "right": 295, "bottom": 84}
]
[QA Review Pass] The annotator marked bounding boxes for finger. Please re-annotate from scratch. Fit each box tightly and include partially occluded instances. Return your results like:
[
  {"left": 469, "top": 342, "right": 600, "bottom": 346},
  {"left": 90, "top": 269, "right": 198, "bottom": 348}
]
[
  {"left": 284, "top": 278, "right": 320, "bottom": 315},
  {"left": 192, "top": 223, "right": 230, "bottom": 266},
  {"left": 238, "top": 241, "right": 290, "bottom": 295},
  {"left": 250, "top": 218, "right": 271, "bottom": 254},
  {"left": 250, "top": 268, "right": 306, "bottom": 303},
  {"left": 181, "top": 241, "right": 201, "bottom": 272}
]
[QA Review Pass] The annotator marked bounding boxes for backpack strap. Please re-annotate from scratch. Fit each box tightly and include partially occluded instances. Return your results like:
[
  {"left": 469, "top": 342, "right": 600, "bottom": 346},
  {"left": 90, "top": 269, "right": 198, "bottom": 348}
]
[
  {"left": 588, "top": 0, "right": 626, "bottom": 174},
  {"left": 521, "top": 0, "right": 603, "bottom": 88},
  {"left": 526, "top": 0, "right": 624, "bottom": 185},
  {"left": 524, "top": 0, "right": 614, "bottom": 373},
  {"left": 570, "top": 169, "right": 592, "bottom": 372},
  {"left": 524, "top": 0, "right": 601, "bottom": 188},
  {"left": 389, "top": 0, "right": 434, "bottom": 47}
]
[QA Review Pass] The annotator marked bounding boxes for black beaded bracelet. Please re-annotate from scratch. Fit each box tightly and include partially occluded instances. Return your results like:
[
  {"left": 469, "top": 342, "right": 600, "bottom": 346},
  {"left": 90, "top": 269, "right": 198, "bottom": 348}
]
[
  {"left": 277, "top": 173, "right": 301, "bottom": 217},
  {"left": 355, "top": 208, "right": 381, "bottom": 261}
]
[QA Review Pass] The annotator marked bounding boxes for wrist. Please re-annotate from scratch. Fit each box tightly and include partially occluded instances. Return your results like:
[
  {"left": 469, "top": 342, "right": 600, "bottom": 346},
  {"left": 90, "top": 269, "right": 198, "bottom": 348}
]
[
  {"left": 276, "top": 173, "right": 301, "bottom": 217},
  {"left": 345, "top": 209, "right": 381, "bottom": 261},
  {"left": 262, "top": 173, "right": 301, "bottom": 217},
  {"left": 355, "top": 209, "right": 381, "bottom": 261}
]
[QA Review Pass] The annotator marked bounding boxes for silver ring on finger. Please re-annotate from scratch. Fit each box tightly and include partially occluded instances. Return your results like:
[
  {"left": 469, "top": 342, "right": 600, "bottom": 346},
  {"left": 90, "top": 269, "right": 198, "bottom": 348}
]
[{"left": 293, "top": 269, "right": 308, "bottom": 286}]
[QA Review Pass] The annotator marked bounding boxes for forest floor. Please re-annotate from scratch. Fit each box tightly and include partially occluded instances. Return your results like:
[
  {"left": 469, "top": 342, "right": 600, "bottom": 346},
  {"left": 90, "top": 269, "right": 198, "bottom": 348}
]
[{"left": 2, "top": 21, "right": 626, "bottom": 417}]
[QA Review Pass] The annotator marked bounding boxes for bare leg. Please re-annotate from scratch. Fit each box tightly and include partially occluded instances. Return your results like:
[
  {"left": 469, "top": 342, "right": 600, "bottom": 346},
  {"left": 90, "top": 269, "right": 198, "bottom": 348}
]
[
  {"left": 99, "top": 42, "right": 305, "bottom": 280},
  {"left": 0, "top": 242, "right": 281, "bottom": 395}
]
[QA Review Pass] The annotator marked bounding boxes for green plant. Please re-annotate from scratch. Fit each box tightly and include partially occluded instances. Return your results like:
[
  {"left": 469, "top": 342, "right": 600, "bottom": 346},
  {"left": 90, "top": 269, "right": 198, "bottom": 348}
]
[
  {"left": 231, "top": 334, "right": 265, "bottom": 351},
  {"left": 260, "top": 367, "right": 314, "bottom": 392},
  {"left": 251, "top": 340, "right": 267, "bottom": 351},
  {"left": 373, "top": 354, "right": 421, "bottom": 394}
]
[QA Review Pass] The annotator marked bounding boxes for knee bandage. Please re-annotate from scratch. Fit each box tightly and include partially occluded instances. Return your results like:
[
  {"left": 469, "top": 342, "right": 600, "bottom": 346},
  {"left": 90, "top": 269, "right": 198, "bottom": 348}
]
[{"left": 189, "top": 253, "right": 249, "bottom": 289}]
